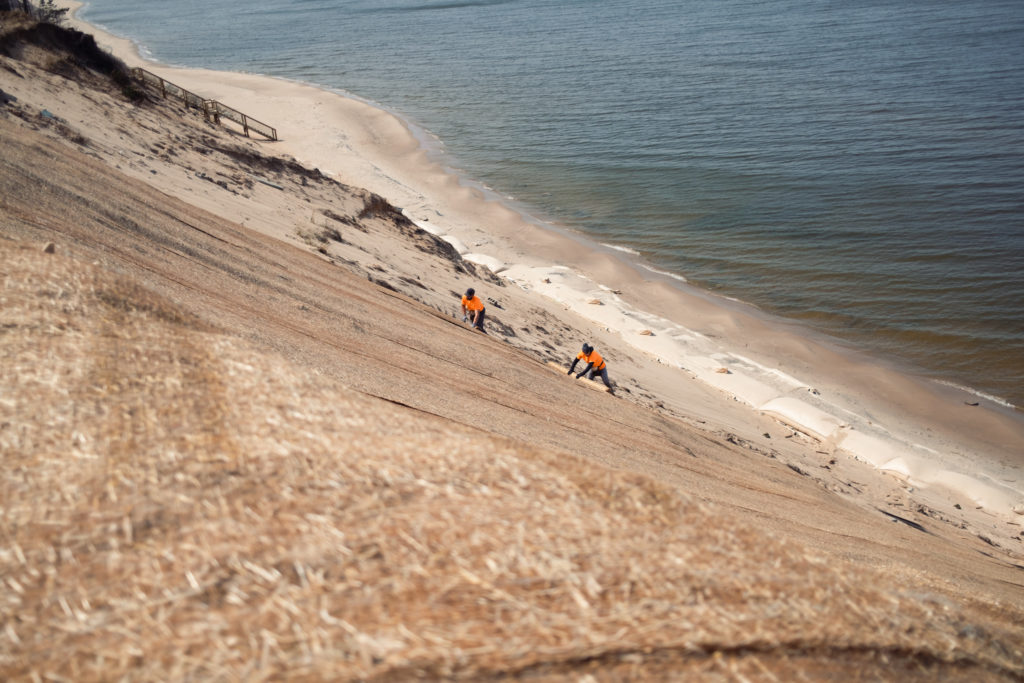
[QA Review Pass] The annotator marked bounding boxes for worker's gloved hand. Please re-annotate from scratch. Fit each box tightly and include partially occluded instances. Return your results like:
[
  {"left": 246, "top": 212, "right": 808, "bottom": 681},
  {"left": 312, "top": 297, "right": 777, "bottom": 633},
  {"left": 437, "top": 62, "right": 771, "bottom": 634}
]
[{"left": 462, "top": 315, "right": 468, "bottom": 322}]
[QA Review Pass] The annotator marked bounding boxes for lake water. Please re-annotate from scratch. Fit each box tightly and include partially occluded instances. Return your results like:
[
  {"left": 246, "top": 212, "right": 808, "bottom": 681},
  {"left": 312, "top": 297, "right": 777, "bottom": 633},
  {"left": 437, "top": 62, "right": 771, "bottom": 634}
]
[{"left": 79, "top": 0, "right": 1024, "bottom": 408}]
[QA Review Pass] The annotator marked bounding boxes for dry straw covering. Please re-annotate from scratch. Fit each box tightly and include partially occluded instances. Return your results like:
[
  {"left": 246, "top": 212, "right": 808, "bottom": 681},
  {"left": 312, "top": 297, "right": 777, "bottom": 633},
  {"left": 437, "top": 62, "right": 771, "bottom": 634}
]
[{"left": 2, "top": 243, "right": 1021, "bottom": 680}]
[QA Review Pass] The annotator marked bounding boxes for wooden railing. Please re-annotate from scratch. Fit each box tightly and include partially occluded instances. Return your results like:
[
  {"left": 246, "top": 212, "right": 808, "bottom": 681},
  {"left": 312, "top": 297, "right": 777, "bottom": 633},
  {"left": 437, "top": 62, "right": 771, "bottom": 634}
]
[
  {"left": 131, "top": 67, "right": 278, "bottom": 141},
  {"left": 205, "top": 100, "right": 277, "bottom": 142}
]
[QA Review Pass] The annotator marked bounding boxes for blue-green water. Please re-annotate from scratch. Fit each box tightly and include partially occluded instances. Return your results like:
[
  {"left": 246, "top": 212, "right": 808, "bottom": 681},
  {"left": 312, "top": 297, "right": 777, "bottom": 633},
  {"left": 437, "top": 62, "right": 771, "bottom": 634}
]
[{"left": 80, "top": 0, "right": 1024, "bottom": 407}]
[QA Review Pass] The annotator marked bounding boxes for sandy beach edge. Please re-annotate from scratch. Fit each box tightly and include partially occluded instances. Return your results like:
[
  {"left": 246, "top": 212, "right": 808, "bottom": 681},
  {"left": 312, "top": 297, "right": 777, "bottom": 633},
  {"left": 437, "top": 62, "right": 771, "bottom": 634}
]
[{"left": 60, "top": 1, "right": 1024, "bottom": 520}]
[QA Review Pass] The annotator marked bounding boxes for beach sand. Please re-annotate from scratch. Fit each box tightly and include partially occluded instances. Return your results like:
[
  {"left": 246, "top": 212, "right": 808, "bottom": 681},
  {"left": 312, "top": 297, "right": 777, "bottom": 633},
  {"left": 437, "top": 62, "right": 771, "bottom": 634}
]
[
  {"left": 62, "top": 2, "right": 1024, "bottom": 520},
  {"left": 1, "top": 5, "right": 1023, "bottom": 678}
]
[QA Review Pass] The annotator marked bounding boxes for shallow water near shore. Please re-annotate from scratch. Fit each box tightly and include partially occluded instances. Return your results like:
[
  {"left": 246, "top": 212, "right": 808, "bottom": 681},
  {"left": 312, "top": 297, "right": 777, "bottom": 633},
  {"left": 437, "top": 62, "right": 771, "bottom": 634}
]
[{"left": 78, "top": 0, "right": 1024, "bottom": 408}]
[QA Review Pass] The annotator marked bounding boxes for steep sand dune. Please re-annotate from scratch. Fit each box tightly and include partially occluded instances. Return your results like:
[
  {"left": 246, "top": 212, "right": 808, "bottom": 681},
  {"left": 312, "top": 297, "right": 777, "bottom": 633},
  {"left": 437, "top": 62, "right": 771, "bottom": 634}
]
[{"left": 2, "top": 18, "right": 1023, "bottom": 680}]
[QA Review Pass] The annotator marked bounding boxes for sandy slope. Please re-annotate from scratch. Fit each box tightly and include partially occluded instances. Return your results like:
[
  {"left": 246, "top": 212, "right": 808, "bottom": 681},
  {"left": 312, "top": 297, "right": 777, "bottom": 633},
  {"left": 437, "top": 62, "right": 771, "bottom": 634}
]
[{"left": 2, "top": 18, "right": 1023, "bottom": 680}]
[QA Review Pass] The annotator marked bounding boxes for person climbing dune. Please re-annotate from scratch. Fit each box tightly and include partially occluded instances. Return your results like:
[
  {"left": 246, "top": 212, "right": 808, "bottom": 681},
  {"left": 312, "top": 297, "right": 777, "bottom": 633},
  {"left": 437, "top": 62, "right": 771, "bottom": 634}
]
[
  {"left": 460, "top": 287, "right": 486, "bottom": 333},
  {"left": 567, "top": 342, "right": 614, "bottom": 394}
]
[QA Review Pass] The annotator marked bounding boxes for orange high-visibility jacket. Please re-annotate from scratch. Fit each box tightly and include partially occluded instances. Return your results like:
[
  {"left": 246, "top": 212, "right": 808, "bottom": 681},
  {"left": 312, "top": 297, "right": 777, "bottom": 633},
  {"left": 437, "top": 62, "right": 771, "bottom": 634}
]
[
  {"left": 461, "top": 295, "right": 484, "bottom": 311},
  {"left": 576, "top": 349, "right": 606, "bottom": 371}
]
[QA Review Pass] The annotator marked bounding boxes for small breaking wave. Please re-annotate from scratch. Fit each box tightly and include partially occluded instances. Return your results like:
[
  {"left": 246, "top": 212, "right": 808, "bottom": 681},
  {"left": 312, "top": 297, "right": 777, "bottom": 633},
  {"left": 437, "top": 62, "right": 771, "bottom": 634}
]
[
  {"left": 935, "top": 380, "right": 1016, "bottom": 410},
  {"left": 600, "top": 242, "right": 640, "bottom": 256},
  {"left": 640, "top": 264, "right": 687, "bottom": 283}
]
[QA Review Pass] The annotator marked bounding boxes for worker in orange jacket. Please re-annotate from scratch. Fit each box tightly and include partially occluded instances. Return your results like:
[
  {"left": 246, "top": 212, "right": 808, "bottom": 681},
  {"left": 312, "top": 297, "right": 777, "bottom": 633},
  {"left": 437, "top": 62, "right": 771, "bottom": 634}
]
[
  {"left": 568, "top": 342, "right": 614, "bottom": 394},
  {"left": 460, "top": 288, "right": 486, "bottom": 333}
]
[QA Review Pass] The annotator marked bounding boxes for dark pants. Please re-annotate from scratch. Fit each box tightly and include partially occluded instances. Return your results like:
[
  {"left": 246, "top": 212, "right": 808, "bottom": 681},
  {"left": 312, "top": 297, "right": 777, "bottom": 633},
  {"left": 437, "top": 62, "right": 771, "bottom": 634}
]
[
  {"left": 472, "top": 308, "right": 486, "bottom": 332},
  {"left": 587, "top": 367, "right": 613, "bottom": 391}
]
